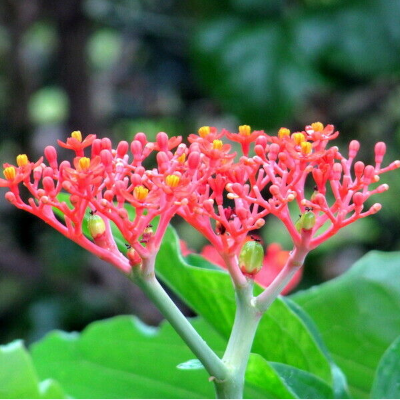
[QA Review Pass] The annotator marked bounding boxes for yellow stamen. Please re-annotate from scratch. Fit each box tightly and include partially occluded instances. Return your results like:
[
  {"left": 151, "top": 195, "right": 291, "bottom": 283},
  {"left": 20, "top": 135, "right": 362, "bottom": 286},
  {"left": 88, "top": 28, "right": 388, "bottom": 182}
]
[
  {"left": 198, "top": 126, "right": 211, "bottom": 138},
  {"left": 311, "top": 122, "right": 324, "bottom": 132},
  {"left": 177, "top": 153, "right": 186, "bottom": 163},
  {"left": 278, "top": 127, "right": 291, "bottom": 139},
  {"left": 301, "top": 141, "right": 312, "bottom": 155},
  {"left": 16, "top": 154, "right": 29, "bottom": 167},
  {"left": 239, "top": 125, "right": 251, "bottom": 136},
  {"left": 79, "top": 157, "right": 91, "bottom": 170},
  {"left": 212, "top": 140, "right": 223, "bottom": 150},
  {"left": 71, "top": 130, "right": 82, "bottom": 142},
  {"left": 165, "top": 174, "right": 180, "bottom": 188},
  {"left": 134, "top": 185, "right": 149, "bottom": 201},
  {"left": 292, "top": 132, "right": 306, "bottom": 145},
  {"left": 3, "top": 166, "right": 16, "bottom": 181}
]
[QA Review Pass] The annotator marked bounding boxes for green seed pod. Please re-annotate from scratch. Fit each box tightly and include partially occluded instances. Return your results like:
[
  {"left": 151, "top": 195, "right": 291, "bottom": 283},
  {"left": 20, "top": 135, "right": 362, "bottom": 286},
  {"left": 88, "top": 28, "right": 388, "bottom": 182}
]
[
  {"left": 296, "top": 210, "right": 316, "bottom": 232},
  {"left": 88, "top": 214, "right": 106, "bottom": 239},
  {"left": 302, "top": 211, "right": 316, "bottom": 230},
  {"left": 239, "top": 241, "right": 264, "bottom": 275},
  {"left": 295, "top": 214, "right": 304, "bottom": 232}
]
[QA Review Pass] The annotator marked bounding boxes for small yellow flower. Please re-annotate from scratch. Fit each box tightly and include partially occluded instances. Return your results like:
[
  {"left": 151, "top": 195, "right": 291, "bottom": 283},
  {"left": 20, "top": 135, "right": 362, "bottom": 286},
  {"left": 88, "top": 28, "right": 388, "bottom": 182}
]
[
  {"left": 71, "top": 130, "right": 82, "bottom": 142},
  {"left": 212, "top": 140, "right": 223, "bottom": 150},
  {"left": 278, "top": 127, "right": 291, "bottom": 139},
  {"left": 311, "top": 122, "right": 324, "bottom": 132},
  {"left": 16, "top": 154, "right": 29, "bottom": 167},
  {"left": 165, "top": 174, "right": 180, "bottom": 188},
  {"left": 79, "top": 157, "right": 91, "bottom": 170},
  {"left": 3, "top": 166, "right": 16, "bottom": 181},
  {"left": 292, "top": 132, "right": 306, "bottom": 145},
  {"left": 239, "top": 125, "right": 251, "bottom": 136},
  {"left": 134, "top": 185, "right": 149, "bottom": 201},
  {"left": 198, "top": 126, "right": 211, "bottom": 138},
  {"left": 301, "top": 141, "right": 312, "bottom": 155}
]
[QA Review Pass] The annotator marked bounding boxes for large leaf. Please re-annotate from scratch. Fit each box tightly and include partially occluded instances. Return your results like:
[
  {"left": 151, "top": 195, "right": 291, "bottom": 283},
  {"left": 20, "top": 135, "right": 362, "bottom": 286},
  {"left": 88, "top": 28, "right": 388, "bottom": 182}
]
[
  {"left": 293, "top": 251, "right": 400, "bottom": 398},
  {"left": 155, "top": 225, "right": 347, "bottom": 395},
  {"left": 0, "top": 340, "right": 67, "bottom": 399},
  {"left": 247, "top": 355, "right": 334, "bottom": 399},
  {"left": 370, "top": 334, "right": 400, "bottom": 399},
  {"left": 30, "top": 315, "right": 318, "bottom": 399}
]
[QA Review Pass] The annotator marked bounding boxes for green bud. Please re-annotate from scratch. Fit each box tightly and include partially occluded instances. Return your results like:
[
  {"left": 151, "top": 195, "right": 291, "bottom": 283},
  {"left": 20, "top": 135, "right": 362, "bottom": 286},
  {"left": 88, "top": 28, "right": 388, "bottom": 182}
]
[
  {"left": 239, "top": 241, "right": 264, "bottom": 275},
  {"left": 88, "top": 214, "right": 106, "bottom": 239}
]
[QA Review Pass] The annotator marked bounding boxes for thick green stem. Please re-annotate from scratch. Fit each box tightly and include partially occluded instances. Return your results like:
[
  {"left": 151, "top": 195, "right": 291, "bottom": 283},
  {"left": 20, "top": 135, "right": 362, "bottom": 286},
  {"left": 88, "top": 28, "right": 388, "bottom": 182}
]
[
  {"left": 214, "top": 282, "right": 261, "bottom": 399},
  {"left": 130, "top": 268, "right": 227, "bottom": 382}
]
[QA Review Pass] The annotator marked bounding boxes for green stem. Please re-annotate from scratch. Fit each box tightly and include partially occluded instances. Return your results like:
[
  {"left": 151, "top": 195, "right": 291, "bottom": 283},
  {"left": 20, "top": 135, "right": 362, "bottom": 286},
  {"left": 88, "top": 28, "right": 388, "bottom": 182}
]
[
  {"left": 214, "top": 282, "right": 261, "bottom": 399},
  {"left": 129, "top": 268, "right": 227, "bottom": 382}
]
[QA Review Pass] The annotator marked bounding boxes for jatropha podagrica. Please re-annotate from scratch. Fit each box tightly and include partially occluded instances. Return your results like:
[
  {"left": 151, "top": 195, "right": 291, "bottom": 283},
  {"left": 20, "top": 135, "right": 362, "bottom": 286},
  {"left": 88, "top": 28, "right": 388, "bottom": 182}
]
[{"left": 1, "top": 124, "right": 399, "bottom": 286}]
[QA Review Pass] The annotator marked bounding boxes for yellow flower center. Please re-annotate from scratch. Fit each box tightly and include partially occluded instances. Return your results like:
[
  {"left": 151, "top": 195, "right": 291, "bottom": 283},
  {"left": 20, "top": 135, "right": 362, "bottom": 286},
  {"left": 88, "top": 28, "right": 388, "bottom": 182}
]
[
  {"left": 301, "top": 141, "right": 312, "bottom": 155},
  {"left": 278, "top": 127, "right": 291, "bottom": 139},
  {"left": 78, "top": 157, "right": 91, "bottom": 170},
  {"left": 292, "top": 132, "right": 306, "bottom": 145},
  {"left": 71, "top": 130, "right": 82, "bottom": 142},
  {"left": 165, "top": 174, "right": 180, "bottom": 188},
  {"left": 311, "top": 122, "right": 324, "bottom": 132},
  {"left": 16, "top": 154, "right": 29, "bottom": 167},
  {"left": 239, "top": 125, "right": 251, "bottom": 136},
  {"left": 3, "top": 166, "right": 16, "bottom": 181},
  {"left": 134, "top": 185, "right": 149, "bottom": 201},
  {"left": 177, "top": 153, "right": 186, "bottom": 163},
  {"left": 198, "top": 126, "right": 211, "bottom": 138},
  {"left": 212, "top": 140, "right": 223, "bottom": 150}
]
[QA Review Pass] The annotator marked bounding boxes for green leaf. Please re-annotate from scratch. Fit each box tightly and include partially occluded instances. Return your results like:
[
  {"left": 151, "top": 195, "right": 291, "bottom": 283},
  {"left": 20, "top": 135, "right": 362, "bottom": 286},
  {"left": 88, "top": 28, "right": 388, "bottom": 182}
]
[
  {"left": 38, "top": 379, "right": 67, "bottom": 399},
  {"left": 271, "top": 362, "right": 334, "bottom": 399},
  {"left": 156, "top": 225, "right": 346, "bottom": 393},
  {"left": 30, "top": 315, "right": 311, "bottom": 399},
  {"left": 0, "top": 340, "right": 40, "bottom": 399},
  {"left": 293, "top": 251, "right": 400, "bottom": 398},
  {"left": 371, "top": 334, "right": 400, "bottom": 399},
  {"left": 0, "top": 340, "right": 68, "bottom": 399},
  {"left": 31, "top": 316, "right": 219, "bottom": 399}
]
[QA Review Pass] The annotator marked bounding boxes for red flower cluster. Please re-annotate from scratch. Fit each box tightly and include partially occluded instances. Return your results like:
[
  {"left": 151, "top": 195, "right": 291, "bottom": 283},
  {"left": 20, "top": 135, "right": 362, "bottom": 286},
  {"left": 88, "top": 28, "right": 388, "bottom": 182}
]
[{"left": 1, "top": 124, "right": 398, "bottom": 284}]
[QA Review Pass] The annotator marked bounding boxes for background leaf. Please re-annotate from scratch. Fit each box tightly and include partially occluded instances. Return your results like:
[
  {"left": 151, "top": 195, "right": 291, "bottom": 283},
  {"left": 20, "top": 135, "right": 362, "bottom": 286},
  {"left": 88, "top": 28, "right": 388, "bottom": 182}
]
[
  {"left": 370, "top": 334, "right": 400, "bottom": 399},
  {"left": 293, "top": 251, "right": 400, "bottom": 398},
  {"left": 0, "top": 340, "right": 67, "bottom": 399}
]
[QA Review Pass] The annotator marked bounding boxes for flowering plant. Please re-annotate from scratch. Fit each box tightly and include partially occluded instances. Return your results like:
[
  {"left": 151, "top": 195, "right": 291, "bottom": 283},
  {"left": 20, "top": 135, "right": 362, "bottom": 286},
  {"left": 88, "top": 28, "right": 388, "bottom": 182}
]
[{"left": 1, "top": 124, "right": 400, "bottom": 399}]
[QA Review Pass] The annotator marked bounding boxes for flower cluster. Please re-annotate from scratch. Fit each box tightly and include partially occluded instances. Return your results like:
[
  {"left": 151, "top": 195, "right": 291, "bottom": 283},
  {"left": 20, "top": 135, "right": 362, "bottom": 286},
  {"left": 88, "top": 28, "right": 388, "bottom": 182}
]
[{"left": 1, "top": 124, "right": 398, "bottom": 284}]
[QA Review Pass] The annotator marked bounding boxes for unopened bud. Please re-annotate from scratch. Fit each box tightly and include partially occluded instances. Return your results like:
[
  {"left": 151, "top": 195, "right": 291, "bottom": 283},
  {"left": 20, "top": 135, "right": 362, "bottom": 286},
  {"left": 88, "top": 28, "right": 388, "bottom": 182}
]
[{"left": 239, "top": 240, "right": 264, "bottom": 275}]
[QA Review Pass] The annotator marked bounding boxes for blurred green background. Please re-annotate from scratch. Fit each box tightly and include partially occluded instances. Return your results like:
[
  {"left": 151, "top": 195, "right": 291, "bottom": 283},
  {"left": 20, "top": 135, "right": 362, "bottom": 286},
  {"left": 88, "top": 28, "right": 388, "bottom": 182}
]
[{"left": 1, "top": 0, "right": 400, "bottom": 344}]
